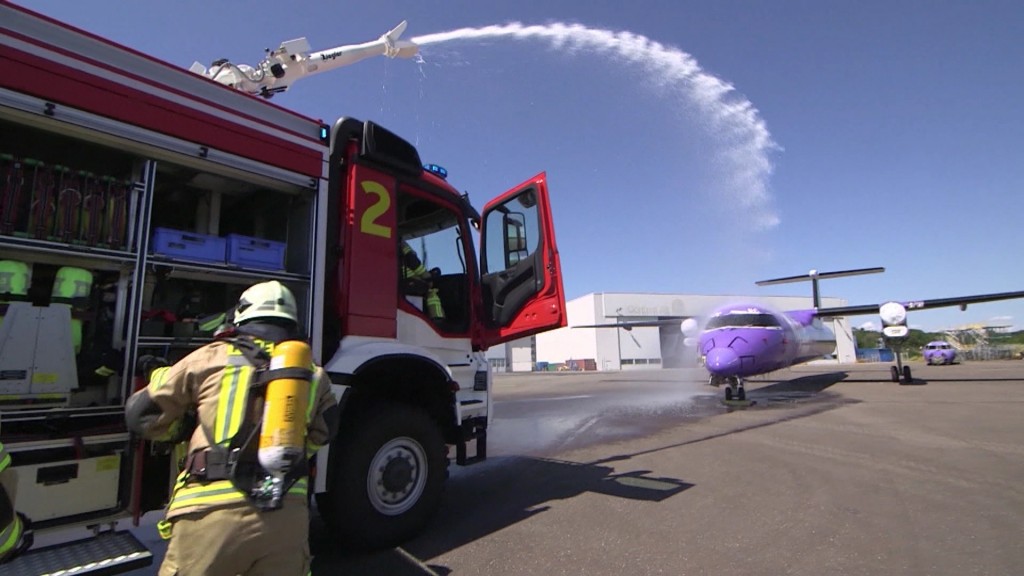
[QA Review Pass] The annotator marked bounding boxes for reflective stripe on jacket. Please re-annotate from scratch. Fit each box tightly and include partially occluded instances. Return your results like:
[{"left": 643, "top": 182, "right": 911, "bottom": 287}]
[
  {"left": 0, "top": 442, "right": 9, "bottom": 472},
  {"left": 0, "top": 441, "right": 25, "bottom": 559},
  {"left": 401, "top": 242, "right": 428, "bottom": 279}
]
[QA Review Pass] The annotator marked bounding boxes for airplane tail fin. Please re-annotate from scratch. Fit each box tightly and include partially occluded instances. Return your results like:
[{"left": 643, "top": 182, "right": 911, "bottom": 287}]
[{"left": 756, "top": 267, "right": 885, "bottom": 309}]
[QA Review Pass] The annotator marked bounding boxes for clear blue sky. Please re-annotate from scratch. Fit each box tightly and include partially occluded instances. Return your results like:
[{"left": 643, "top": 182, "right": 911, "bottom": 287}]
[{"left": 15, "top": 0, "right": 1024, "bottom": 331}]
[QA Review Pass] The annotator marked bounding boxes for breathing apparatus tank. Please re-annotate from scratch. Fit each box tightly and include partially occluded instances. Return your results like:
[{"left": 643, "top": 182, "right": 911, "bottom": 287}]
[{"left": 257, "top": 340, "right": 312, "bottom": 507}]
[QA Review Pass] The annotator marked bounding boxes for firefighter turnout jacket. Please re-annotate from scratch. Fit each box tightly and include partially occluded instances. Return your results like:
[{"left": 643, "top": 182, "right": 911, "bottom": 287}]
[
  {"left": 0, "top": 442, "right": 32, "bottom": 563},
  {"left": 132, "top": 337, "right": 337, "bottom": 521},
  {"left": 400, "top": 242, "right": 445, "bottom": 320}
]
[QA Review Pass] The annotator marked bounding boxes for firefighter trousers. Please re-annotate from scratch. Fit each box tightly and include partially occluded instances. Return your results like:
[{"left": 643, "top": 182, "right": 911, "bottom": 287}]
[{"left": 158, "top": 501, "right": 310, "bottom": 576}]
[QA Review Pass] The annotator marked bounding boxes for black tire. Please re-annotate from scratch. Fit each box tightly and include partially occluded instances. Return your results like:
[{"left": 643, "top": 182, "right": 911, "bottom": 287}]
[
  {"left": 890, "top": 366, "right": 900, "bottom": 383},
  {"left": 316, "top": 402, "right": 448, "bottom": 550},
  {"left": 725, "top": 387, "right": 733, "bottom": 401},
  {"left": 902, "top": 365, "right": 913, "bottom": 384},
  {"left": 737, "top": 388, "right": 746, "bottom": 401}
]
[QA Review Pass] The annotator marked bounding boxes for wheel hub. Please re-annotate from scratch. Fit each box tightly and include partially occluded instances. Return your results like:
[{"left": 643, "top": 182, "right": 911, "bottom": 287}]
[
  {"left": 368, "top": 437, "right": 428, "bottom": 515},
  {"left": 381, "top": 453, "right": 415, "bottom": 494}
]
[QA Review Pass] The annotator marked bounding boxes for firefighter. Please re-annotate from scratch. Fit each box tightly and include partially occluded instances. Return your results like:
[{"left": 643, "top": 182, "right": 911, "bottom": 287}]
[
  {"left": 400, "top": 240, "right": 444, "bottom": 320},
  {"left": 0, "top": 442, "right": 34, "bottom": 564},
  {"left": 126, "top": 280, "right": 339, "bottom": 576}
]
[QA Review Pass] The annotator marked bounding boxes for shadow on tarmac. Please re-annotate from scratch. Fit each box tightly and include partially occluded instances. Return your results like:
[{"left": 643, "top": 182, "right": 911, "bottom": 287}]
[
  {"left": 715, "top": 371, "right": 850, "bottom": 411},
  {"left": 753, "top": 371, "right": 849, "bottom": 393},
  {"left": 309, "top": 456, "right": 694, "bottom": 574}
]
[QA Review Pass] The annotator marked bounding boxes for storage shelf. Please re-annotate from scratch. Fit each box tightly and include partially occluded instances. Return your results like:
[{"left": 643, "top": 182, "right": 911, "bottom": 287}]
[
  {"left": 0, "top": 234, "right": 135, "bottom": 270},
  {"left": 4, "top": 432, "right": 128, "bottom": 452},
  {"left": 137, "top": 336, "right": 214, "bottom": 348},
  {"left": 0, "top": 405, "right": 125, "bottom": 423},
  {"left": 146, "top": 255, "right": 310, "bottom": 284}
]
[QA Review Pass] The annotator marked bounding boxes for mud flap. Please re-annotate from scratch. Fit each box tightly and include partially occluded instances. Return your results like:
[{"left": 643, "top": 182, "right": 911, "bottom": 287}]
[
  {"left": 4, "top": 530, "right": 152, "bottom": 576},
  {"left": 455, "top": 416, "right": 487, "bottom": 465}
]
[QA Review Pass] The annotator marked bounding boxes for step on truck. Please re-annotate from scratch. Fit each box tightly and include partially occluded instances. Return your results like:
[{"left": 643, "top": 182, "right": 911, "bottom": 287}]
[{"left": 0, "top": 2, "right": 567, "bottom": 572}]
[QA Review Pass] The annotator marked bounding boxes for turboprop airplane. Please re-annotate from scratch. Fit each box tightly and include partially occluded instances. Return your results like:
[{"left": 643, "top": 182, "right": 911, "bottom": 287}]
[
  {"left": 923, "top": 341, "right": 957, "bottom": 365},
  {"left": 574, "top": 267, "right": 1024, "bottom": 400}
]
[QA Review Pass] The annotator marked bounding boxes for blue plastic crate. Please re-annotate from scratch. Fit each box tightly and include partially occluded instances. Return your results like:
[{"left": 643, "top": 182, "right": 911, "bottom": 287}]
[
  {"left": 226, "top": 234, "right": 286, "bottom": 271},
  {"left": 151, "top": 227, "right": 226, "bottom": 263}
]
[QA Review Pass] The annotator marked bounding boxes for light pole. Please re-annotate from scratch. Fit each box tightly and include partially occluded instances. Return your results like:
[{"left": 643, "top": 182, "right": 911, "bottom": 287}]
[{"left": 615, "top": 307, "right": 623, "bottom": 370}]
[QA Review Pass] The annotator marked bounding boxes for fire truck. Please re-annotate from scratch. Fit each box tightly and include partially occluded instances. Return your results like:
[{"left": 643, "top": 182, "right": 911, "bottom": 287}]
[{"left": 0, "top": 2, "right": 566, "bottom": 572}]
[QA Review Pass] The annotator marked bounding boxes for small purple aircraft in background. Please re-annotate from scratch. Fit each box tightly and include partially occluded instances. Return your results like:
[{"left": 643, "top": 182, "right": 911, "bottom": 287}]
[
  {"left": 576, "top": 267, "right": 1024, "bottom": 400},
  {"left": 923, "top": 341, "right": 957, "bottom": 365}
]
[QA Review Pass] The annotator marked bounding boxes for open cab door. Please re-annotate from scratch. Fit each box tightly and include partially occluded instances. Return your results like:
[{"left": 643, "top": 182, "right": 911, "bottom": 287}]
[{"left": 478, "top": 172, "right": 566, "bottom": 349}]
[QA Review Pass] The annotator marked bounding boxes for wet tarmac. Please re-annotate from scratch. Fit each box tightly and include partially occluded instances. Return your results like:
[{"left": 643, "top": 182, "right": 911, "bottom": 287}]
[
  {"left": 488, "top": 366, "right": 857, "bottom": 457},
  {"left": 123, "top": 360, "right": 1024, "bottom": 575}
]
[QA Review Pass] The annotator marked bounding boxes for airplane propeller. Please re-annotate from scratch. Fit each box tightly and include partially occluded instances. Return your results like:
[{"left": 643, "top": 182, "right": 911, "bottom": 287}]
[{"left": 625, "top": 330, "right": 642, "bottom": 349}]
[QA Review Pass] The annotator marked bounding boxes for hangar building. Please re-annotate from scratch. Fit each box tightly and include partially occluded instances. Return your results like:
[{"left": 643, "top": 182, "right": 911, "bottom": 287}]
[{"left": 491, "top": 292, "right": 856, "bottom": 372}]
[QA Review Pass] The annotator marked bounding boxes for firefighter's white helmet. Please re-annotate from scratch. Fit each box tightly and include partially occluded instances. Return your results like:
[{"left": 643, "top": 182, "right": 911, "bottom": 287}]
[{"left": 234, "top": 281, "right": 298, "bottom": 325}]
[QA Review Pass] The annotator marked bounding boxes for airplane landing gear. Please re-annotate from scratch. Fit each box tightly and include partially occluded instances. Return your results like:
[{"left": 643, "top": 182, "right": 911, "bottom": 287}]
[
  {"left": 892, "top": 351, "right": 913, "bottom": 385},
  {"left": 724, "top": 377, "right": 745, "bottom": 401}
]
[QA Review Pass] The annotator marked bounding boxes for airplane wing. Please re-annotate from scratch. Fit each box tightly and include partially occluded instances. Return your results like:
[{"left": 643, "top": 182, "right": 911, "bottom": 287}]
[
  {"left": 573, "top": 317, "right": 692, "bottom": 331},
  {"left": 815, "top": 290, "right": 1024, "bottom": 318}
]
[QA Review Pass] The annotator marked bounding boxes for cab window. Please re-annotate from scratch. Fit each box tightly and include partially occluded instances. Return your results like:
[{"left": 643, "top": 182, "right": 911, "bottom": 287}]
[
  {"left": 483, "top": 189, "right": 540, "bottom": 275},
  {"left": 396, "top": 191, "right": 470, "bottom": 333}
]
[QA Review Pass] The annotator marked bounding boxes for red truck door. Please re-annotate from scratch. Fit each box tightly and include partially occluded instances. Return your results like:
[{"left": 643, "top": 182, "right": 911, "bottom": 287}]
[{"left": 478, "top": 172, "right": 566, "bottom": 348}]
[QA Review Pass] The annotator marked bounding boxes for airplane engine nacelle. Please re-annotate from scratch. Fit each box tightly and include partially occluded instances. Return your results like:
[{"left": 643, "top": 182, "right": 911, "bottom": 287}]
[
  {"left": 879, "top": 301, "right": 907, "bottom": 327},
  {"left": 879, "top": 301, "right": 909, "bottom": 341},
  {"left": 680, "top": 318, "right": 699, "bottom": 336}
]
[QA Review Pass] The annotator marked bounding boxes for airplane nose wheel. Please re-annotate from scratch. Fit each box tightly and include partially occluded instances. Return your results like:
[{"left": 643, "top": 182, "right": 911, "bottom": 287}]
[{"left": 724, "top": 377, "right": 745, "bottom": 401}]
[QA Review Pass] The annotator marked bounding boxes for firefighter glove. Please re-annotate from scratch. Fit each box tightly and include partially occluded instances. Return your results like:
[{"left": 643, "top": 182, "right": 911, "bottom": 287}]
[{"left": 136, "top": 355, "right": 169, "bottom": 379}]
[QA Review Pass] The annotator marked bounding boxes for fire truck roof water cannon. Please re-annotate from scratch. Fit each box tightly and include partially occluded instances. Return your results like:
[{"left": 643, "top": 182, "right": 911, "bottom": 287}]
[{"left": 189, "top": 21, "right": 420, "bottom": 98}]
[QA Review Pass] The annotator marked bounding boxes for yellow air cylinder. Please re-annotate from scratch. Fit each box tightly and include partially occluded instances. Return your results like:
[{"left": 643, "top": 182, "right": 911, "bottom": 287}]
[{"left": 258, "top": 340, "right": 312, "bottom": 477}]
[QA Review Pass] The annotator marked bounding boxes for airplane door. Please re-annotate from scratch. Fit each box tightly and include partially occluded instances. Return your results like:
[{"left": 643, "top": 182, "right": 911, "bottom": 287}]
[{"left": 478, "top": 172, "right": 565, "bottom": 348}]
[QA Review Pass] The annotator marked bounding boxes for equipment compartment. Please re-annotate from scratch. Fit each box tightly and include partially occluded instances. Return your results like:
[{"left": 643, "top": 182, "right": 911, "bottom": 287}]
[
  {"left": 150, "top": 227, "right": 226, "bottom": 264},
  {"left": 12, "top": 452, "right": 122, "bottom": 521},
  {"left": 1, "top": 407, "right": 128, "bottom": 527},
  {"left": 226, "top": 234, "right": 286, "bottom": 270}
]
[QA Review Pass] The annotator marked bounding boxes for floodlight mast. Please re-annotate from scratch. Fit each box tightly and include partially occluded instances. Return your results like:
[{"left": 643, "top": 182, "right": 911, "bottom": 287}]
[{"left": 189, "top": 20, "right": 419, "bottom": 98}]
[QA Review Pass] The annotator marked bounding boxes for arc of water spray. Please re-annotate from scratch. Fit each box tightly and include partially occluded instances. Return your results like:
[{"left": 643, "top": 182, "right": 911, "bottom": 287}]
[{"left": 411, "top": 22, "right": 781, "bottom": 230}]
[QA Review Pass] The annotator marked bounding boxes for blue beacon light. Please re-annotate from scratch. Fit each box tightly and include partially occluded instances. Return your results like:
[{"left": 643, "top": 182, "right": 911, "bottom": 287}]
[{"left": 424, "top": 163, "right": 448, "bottom": 180}]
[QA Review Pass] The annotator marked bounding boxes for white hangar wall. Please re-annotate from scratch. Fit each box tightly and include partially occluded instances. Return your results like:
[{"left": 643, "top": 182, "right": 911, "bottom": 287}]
[{"left": 528, "top": 292, "right": 855, "bottom": 372}]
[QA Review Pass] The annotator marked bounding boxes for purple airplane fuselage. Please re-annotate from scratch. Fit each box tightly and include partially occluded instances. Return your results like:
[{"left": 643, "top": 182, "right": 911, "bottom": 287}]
[
  {"left": 698, "top": 303, "right": 836, "bottom": 379},
  {"left": 923, "top": 341, "right": 957, "bottom": 365}
]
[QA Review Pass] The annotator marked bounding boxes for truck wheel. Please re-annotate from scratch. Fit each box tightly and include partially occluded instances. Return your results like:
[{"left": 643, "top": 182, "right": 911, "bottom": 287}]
[{"left": 317, "top": 402, "right": 447, "bottom": 550}]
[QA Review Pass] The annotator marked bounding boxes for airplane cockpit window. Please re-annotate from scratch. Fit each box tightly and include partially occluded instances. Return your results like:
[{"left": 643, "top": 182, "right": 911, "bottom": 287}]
[{"left": 705, "top": 313, "right": 782, "bottom": 329}]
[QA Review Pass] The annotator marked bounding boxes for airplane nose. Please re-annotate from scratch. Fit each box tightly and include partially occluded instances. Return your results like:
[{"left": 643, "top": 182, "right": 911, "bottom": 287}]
[{"left": 705, "top": 347, "right": 741, "bottom": 374}]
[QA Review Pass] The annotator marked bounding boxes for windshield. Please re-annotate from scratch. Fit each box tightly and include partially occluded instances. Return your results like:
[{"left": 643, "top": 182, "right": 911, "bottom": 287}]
[{"left": 704, "top": 313, "right": 782, "bottom": 329}]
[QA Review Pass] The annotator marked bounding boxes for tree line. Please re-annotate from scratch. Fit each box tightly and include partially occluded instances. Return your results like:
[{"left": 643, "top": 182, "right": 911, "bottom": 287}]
[{"left": 853, "top": 328, "right": 1024, "bottom": 358}]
